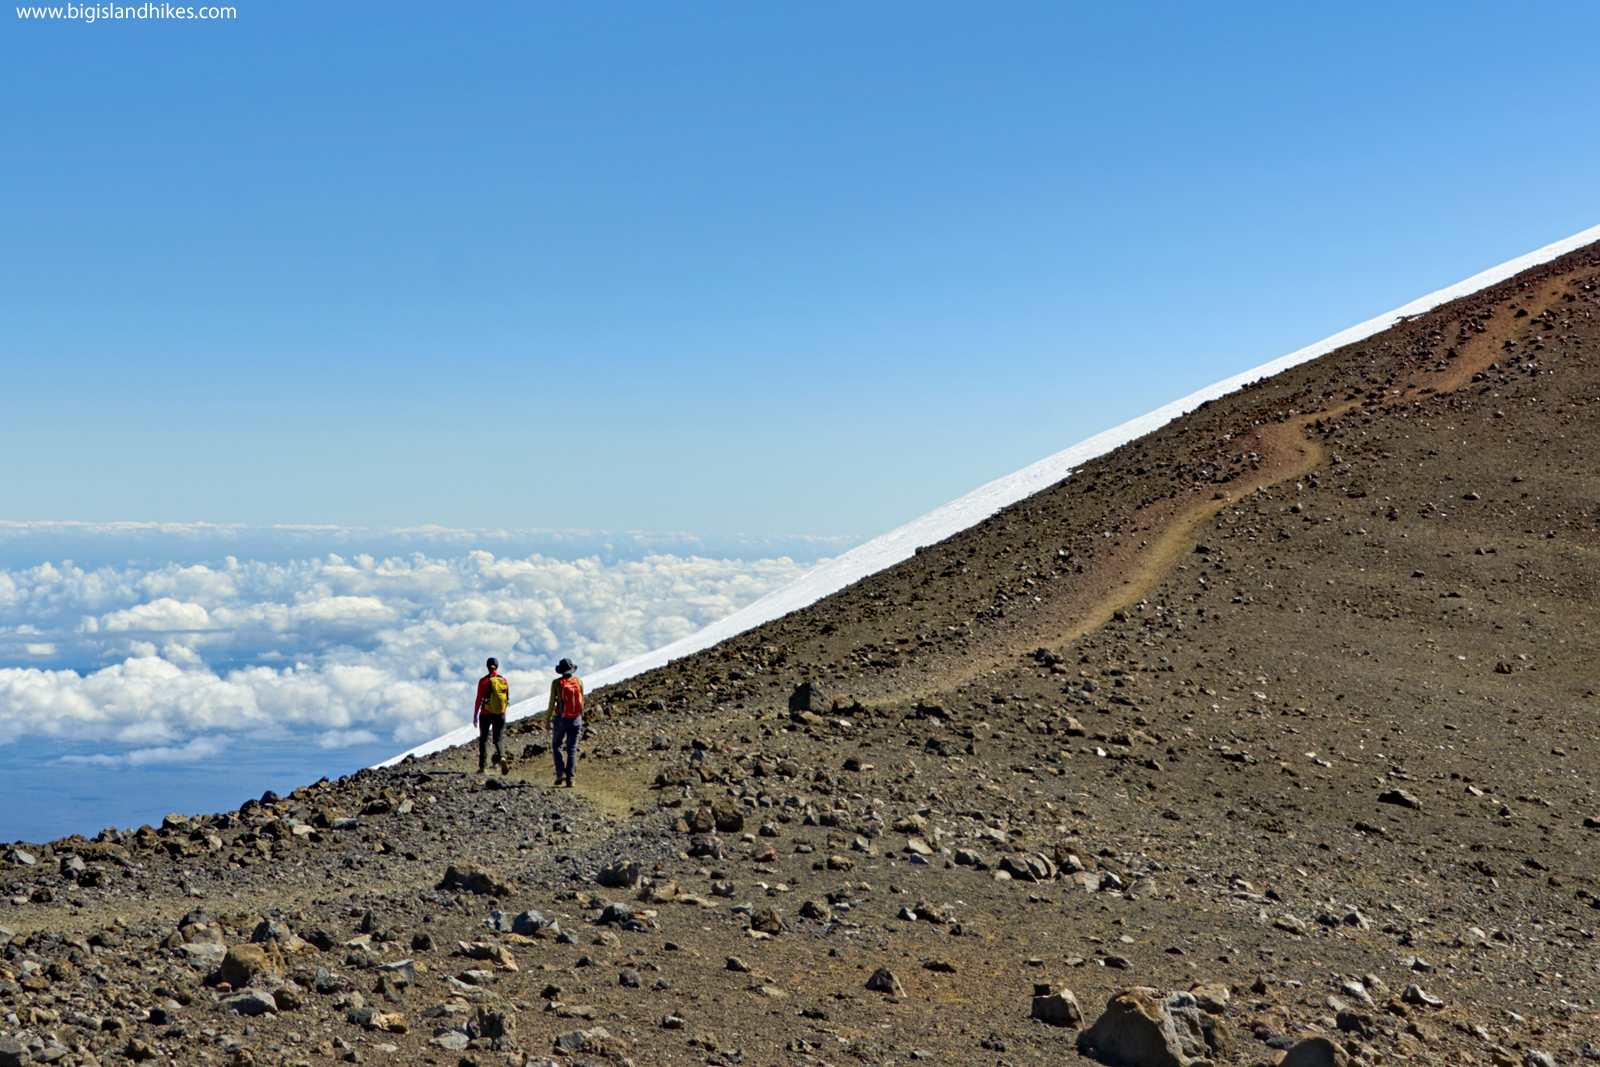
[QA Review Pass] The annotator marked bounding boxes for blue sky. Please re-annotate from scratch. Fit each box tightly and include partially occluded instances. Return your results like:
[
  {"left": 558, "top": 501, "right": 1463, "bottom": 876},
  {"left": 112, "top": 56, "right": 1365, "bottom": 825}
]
[{"left": 4, "top": 0, "right": 1599, "bottom": 539}]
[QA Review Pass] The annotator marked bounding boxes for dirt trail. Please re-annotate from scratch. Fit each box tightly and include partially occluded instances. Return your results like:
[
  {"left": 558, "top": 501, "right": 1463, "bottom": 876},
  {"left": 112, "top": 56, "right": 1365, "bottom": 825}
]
[
  {"left": 901, "top": 284, "right": 1569, "bottom": 699},
  {"left": 906, "top": 410, "right": 1335, "bottom": 698}
]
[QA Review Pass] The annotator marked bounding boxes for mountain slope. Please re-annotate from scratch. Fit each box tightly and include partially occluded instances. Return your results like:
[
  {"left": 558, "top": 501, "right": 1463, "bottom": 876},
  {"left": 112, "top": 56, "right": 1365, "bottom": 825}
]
[{"left": 3, "top": 241, "right": 1598, "bottom": 1067}]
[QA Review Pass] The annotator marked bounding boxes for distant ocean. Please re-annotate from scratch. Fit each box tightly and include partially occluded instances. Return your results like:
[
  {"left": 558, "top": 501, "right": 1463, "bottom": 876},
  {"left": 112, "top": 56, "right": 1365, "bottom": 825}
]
[{"left": 0, "top": 522, "right": 850, "bottom": 842}]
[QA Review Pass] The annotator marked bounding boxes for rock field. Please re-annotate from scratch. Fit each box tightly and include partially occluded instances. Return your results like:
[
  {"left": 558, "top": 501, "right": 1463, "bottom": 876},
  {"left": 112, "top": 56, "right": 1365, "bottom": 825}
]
[{"left": 4, "top": 243, "right": 1600, "bottom": 1067}]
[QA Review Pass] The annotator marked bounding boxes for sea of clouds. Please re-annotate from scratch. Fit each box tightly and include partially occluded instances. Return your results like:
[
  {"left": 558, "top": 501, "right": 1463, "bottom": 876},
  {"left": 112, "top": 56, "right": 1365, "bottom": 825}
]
[{"left": 0, "top": 523, "right": 846, "bottom": 839}]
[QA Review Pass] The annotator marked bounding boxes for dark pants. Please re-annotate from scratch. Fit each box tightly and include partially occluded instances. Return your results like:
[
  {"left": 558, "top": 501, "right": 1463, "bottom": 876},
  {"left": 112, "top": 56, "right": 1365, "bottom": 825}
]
[
  {"left": 478, "top": 715, "right": 504, "bottom": 768},
  {"left": 551, "top": 715, "right": 582, "bottom": 780}
]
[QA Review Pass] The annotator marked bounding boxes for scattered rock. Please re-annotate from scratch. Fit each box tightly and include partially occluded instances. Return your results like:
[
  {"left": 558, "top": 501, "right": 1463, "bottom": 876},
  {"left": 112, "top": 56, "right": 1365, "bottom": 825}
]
[
  {"left": 218, "top": 943, "right": 286, "bottom": 989},
  {"left": 1030, "top": 987, "right": 1083, "bottom": 1027},
  {"left": 221, "top": 990, "right": 279, "bottom": 1017},
  {"left": 439, "top": 863, "right": 512, "bottom": 897},
  {"left": 1075, "top": 988, "right": 1229, "bottom": 1067},
  {"left": 866, "top": 968, "right": 904, "bottom": 996},
  {"left": 596, "top": 862, "right": 642, "bottom": 889},
  {"left": 1280, "top": 1035, "right": 1349, "bottom": 1067}
]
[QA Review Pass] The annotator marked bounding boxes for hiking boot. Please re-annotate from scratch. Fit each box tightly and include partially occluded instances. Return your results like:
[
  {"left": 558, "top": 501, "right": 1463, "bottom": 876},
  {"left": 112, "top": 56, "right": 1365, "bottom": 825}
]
[
  {"left": 553, "top": 773, "right": 565, "bottom": 787},
  {"left": 565, "top": 775, "right": 575, "bottom": 788}
]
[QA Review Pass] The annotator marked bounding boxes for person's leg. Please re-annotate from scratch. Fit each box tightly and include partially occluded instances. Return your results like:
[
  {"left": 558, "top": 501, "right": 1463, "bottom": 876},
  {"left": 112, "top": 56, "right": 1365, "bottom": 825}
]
[
  {"left": 551, "top": 718, "right": 570, "bottom": 781},
  {"left": 563, "top": 716, "right": 582, "bottom": 784},
  {"left": 478, "top": 718, "right": 490, "bottom": 771},
  {"left": 491, "top": 718, "right": 504, "bottom": 765}
]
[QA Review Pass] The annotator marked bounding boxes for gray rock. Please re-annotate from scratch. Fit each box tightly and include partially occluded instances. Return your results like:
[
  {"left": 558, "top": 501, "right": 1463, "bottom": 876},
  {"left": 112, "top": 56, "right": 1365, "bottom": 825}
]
[
  {"left": 999, "top": 853, "right": 1057, "bottom": 883},
  {"left": 222, "top": 990, "right": 279, "bottom": 1017},
  {"left": 1030, "top": 988, "right": 1083, "bottom": 1027},
  {"left": 377, "top": 959, "right": 416, "bottom": 987},
  {"left": 866, "top": 968, "right": 904, "bottom": 995},
  {"left": 688, "top": 834, "right": 724, "bottom": 859},
  {"left": 597, "top": 902, "right": 633, "bottom": 926},
  {"left": 251, "top": 919, "right": 293, "bottom": 944},
  {"left": 467, "top": 1006, "right": 517, "bottom": 1050},
  {"left": 4, "top": 849, "right": 36, "bottom": 867},
  {"left": 0, "top": 1036, "right": 30, "bottom": 1067},
  {"left": 179, "top": 943, "right": 227, "bottom": 968},
  {"left": 1279, "top": 1035, "right": 1348, "bottom": 1067},
  {"left": 511, "top": 910, "right": 547, "bottom": 935},
  {"left": 1524, "top": 1052, "right": 1556, "bottom": 1067},
  {"left": 788, "top": 681, "right": 832, "bottom": 713},
  {"left": 1378, "top": 789, "right": 1422, "bottom": 809},
  {"left": 1401, "top": 984, "right": 1443, "bottom": 1007},
  {"left": 1076, "top": 988, "right": 1222, "bottom": 1067},
  {"left": 439, "top": 862, "right": 511, "bottom": 896},
  {"left": 596, "top": 862, "right": 642, "bottom": 889},
  {"left": 429, "top": 1031, "right": 469, "bottom": 1052}
]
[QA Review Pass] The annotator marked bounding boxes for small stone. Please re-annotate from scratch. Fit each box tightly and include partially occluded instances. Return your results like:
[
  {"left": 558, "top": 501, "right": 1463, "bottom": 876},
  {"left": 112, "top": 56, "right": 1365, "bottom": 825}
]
[
  {"left": 596, "top": 863, "right": 641, "bottom": 889},
  {"left": 124, "top": 1039, "right": 159, "bottom": 1062},
  {"left": 1030, "top": 988, "right": 1083, "bottom": 1027},
  {"left": 222, "top": 990, "right": 279, "bottom": 1017},
  {"left": 438, "top": 863, "right": 512, "bottom": 897},
  {"left": 1401, "top": 984, "right": 1443, "bottom": 1007},
  {"left": 1378, "top": 789, "right": 1422, "bottom": 809},
  {"left": 1279, "top": 1035, "right": 1349, "bottom": 1067},
  {"left": 866, "top": 968, "right": 904, "bottom": 995}
]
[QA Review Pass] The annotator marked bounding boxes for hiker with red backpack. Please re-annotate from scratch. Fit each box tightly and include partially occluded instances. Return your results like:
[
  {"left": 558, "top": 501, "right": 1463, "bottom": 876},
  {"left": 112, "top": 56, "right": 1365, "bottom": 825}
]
[
  {"left": 542, "top": 657, "right": 586, "bottom": 787},
  {"left": 474, "top": 657, "right": 510, "bottom": 773}
]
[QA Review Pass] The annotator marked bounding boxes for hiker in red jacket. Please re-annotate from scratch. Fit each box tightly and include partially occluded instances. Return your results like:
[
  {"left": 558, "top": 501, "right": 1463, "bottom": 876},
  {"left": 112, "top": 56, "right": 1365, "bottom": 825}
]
[
  {"left": 540, "top": 657, "right": 586, "bottom": 787},
  {"left": 474, "top": 657, "right": 509, "bottom": 773}
]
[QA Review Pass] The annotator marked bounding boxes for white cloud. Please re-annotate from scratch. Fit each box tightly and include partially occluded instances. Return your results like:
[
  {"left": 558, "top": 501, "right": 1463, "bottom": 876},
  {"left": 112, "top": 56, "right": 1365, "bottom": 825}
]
[
  {"left": 315, "top": 729, "right": 380, "bottom": 749},
  {"left": 0, "top": 547, "right": 816, "bottom": 759},
  {"left": 60, "top": 735, "right": 230, "bottom": 768},
  {"left": 100, "top": 597, "right": 212, "bottom": 632}
]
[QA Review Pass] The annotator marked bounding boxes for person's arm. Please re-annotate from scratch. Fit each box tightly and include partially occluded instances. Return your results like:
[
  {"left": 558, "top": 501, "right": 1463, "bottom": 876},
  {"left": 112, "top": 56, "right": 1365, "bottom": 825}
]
[
  {"left": 473, "top": 676, "right": 488, "bottom": 727},
  {"left": 543, "top": 678, "right": 561, "bottom": 729}
]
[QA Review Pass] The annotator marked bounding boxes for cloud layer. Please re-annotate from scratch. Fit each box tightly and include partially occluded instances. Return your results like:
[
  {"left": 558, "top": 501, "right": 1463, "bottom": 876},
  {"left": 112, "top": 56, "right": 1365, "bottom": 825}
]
[{"left": 0, "top": 549, "right": 813, "bottom": 759}]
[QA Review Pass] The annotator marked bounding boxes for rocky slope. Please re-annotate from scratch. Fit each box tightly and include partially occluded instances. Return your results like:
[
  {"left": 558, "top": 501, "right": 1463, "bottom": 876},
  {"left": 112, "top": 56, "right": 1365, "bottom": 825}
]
[{"left": 4, "top": 242, "right": 1599, "bottom": 1067}]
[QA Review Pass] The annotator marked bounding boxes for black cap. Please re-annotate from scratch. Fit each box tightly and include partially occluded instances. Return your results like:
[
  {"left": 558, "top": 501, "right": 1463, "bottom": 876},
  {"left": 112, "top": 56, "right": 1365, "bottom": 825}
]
[
  {"left": 556, "top": 658, "right": 575, "bottom": 675},
  {"left": 486, "top": 657, "right": 498, "bottom": 669}
]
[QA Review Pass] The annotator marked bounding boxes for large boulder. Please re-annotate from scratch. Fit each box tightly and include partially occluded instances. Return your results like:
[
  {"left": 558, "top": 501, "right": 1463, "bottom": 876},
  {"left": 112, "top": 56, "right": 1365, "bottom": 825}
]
[{"left": 1076, "top": 988, "right": 1230, "bottom": 1067}]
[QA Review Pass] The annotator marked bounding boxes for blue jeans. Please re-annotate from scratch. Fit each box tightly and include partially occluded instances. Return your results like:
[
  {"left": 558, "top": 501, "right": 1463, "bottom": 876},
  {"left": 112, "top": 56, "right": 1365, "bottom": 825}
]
[{"left": 551, "top": 715, "right": 582, "bottom": 780}]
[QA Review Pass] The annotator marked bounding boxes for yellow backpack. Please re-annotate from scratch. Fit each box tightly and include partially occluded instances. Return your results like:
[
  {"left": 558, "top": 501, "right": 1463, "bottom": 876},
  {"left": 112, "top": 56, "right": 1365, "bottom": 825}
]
[{"left": 484, "top": 675, "right": 509, "bottom": 716}]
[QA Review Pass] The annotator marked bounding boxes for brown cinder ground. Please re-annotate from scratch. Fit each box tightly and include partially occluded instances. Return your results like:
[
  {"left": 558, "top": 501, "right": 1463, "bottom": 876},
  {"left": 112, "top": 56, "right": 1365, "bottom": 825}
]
[{"left": 4, "top": 244, "right": 1598, "bottom": 1067}]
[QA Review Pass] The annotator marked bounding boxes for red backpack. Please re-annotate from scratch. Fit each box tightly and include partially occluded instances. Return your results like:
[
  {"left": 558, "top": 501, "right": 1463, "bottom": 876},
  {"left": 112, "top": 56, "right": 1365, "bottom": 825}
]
[{"left": 557, "top": 676, "right": 584, "bottom": 718}]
